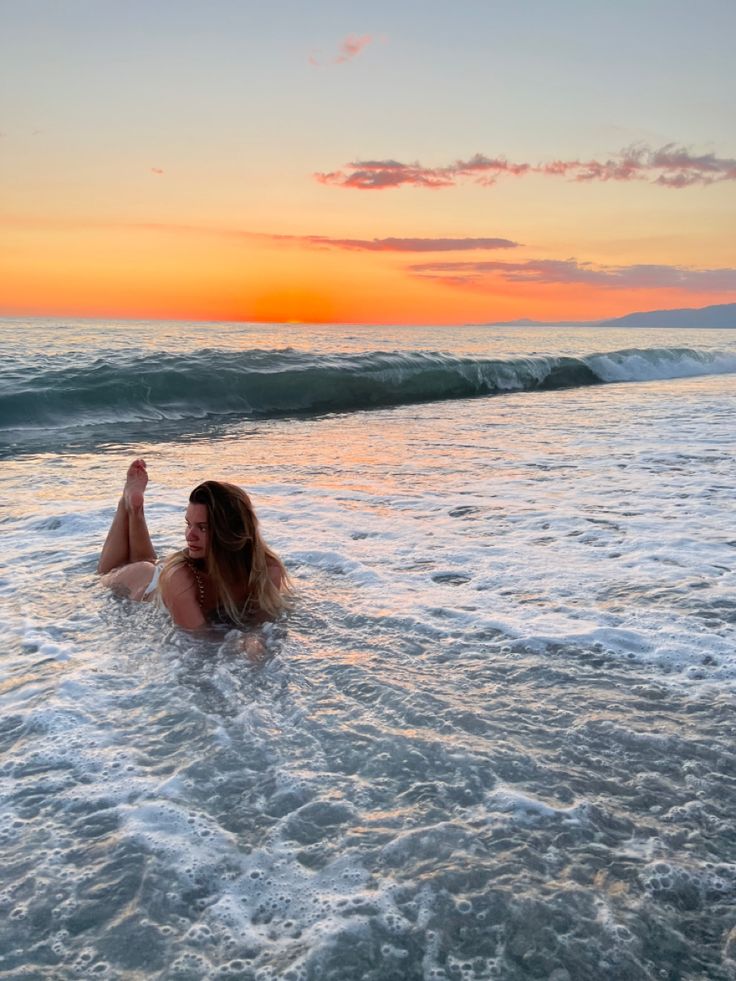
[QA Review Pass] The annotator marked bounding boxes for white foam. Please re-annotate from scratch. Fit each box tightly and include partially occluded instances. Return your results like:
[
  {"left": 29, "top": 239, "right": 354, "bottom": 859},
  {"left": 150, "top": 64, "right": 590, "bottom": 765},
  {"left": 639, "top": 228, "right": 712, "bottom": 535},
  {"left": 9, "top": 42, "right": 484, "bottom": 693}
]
[
  {"left": 589, "top": 348, "right": 736, "bottom": 383},
  {"left": 483, "top": 786, "right": 587, "bottom": 824}
]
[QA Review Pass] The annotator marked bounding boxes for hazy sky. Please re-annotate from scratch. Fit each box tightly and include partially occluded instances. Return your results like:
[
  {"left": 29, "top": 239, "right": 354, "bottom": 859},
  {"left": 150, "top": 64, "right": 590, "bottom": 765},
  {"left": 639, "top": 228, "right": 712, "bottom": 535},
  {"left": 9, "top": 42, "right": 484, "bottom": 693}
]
[{"left": 2, "top": 0, "right": 735, "bottom": 323}]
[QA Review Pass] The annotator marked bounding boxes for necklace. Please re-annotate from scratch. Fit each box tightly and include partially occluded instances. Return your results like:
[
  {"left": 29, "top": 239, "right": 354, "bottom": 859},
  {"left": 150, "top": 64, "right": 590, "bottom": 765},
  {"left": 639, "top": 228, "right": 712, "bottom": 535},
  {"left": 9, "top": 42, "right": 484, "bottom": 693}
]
[{"left": 187, "top": 559, "right": 206, "bottom": 609}]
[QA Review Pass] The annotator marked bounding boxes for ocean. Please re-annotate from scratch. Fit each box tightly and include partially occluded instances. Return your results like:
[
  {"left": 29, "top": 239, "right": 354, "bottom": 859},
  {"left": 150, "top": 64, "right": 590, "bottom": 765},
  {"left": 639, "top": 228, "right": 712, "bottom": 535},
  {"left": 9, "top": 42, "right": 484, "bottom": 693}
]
[{"left": 1, "top": 318, "right": 735, "bottom": 980}]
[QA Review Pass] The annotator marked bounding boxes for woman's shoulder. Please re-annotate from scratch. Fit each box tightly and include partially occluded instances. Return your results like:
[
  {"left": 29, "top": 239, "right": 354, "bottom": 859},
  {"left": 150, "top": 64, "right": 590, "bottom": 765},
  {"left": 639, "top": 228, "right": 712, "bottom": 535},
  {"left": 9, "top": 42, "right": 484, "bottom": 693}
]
[
  {"left": 160, "top": 555, "right": 198, "bottom": 597},
  {"left": 266, "top": 560, "right": 283, "bottom": 590}
]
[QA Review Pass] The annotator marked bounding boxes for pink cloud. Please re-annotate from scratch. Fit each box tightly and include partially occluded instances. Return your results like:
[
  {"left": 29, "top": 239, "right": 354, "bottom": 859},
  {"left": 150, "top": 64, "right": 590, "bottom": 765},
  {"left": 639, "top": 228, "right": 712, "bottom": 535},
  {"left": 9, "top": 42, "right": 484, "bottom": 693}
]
[
  {"left": 316, "top": 161, "right": 455, "bottom": 189},
  {"left": 310, "top": 33, "right": 375, "bottom": 67},
  {"left": 150, "top": 168, "right": 164, "bottom": 175},
  {"left": 316, "top": 144, "right": 736, "bottom": 190},
  {"left": 410, "top": 259, "right": 736, "bottom": 291},
  {"left": 335, "top": 34, "right": 373, "bottom": 63},
  {"left": 453, "top": 154, "right": 532, "bottom": 185}
]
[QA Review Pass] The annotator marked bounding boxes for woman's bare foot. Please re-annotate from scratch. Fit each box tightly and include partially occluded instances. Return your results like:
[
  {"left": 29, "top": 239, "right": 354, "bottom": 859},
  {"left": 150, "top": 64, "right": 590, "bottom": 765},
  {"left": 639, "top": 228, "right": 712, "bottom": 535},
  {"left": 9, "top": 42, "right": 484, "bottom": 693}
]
[{"left": 124, "top": 458, "right": 148, "bottom": 511}]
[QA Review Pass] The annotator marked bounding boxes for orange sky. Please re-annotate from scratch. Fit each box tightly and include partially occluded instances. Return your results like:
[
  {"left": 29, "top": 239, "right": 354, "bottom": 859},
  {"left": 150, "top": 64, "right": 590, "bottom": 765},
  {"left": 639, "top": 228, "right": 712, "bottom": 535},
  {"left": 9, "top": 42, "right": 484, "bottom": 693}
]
[{"left": 2, "top": 3, "right": 735, "bottom": 324}]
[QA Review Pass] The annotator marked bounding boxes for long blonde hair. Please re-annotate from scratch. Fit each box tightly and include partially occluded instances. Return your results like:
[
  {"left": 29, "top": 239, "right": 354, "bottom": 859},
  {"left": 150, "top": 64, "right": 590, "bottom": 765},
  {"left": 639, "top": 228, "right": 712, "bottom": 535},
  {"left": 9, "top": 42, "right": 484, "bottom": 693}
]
[{"left": 164, "top": 481, "right": 289, "bottom": 624}]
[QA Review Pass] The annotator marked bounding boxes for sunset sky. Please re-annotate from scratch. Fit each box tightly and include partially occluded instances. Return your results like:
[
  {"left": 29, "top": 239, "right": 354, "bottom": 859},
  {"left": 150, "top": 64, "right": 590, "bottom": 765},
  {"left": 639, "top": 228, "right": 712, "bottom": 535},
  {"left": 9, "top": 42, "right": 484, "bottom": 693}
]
[{"left": 2, "top": 0, "right": 735, "bottom": 324}]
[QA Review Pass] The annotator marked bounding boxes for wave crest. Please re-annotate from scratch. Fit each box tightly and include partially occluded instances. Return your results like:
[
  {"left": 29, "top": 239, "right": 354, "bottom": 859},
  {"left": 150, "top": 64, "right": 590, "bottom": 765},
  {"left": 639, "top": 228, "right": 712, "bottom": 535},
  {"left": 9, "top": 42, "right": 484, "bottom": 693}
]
[{"left": 1, "top": 346, "right": 734, "bottom": 436}]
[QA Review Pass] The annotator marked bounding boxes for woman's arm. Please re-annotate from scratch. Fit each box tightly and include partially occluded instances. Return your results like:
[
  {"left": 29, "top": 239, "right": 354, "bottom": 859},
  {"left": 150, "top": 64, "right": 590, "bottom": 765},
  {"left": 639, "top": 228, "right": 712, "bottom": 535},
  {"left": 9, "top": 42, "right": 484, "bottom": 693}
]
[{"left": 160, "top": 565, "right": 207, "bottom": 630}]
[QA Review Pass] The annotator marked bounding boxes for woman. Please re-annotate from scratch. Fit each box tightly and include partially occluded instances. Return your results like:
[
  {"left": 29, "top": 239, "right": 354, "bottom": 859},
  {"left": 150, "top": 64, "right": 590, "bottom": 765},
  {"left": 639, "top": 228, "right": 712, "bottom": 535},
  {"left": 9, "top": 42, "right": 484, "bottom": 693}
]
[{"left": 98, "top": 459, "right": 289, "bottom": 630}]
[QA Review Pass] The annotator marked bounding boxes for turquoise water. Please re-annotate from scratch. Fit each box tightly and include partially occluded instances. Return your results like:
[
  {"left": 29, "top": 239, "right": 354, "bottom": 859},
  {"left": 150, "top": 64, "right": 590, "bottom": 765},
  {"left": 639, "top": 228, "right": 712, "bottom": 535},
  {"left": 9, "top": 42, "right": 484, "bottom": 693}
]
[{"left": 1, "top": 320, "right": 735, "bottom": 979}]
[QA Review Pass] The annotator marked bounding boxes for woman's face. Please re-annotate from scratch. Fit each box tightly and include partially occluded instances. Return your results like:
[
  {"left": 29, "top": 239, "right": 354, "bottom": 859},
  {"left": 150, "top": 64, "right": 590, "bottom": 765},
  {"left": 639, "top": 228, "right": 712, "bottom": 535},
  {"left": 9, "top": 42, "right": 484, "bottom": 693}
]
[{"left": 185, "top": 502, "right": 209, "bottom": 558}]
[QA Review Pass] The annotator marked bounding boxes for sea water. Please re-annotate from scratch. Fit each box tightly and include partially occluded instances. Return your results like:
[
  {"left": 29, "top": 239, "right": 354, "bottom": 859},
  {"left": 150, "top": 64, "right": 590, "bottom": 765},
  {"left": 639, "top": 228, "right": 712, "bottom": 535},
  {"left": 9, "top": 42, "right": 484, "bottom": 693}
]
[{"left": 1, "top": 319, "right": 735, "bottom": 980}]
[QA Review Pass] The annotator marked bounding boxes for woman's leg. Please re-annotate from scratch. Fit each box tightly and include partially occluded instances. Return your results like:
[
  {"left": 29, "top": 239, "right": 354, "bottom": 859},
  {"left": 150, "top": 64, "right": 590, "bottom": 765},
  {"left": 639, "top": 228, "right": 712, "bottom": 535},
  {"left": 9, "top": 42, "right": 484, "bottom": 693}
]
[
  {"left": 98, "top": 459, "right": 156, "bottom": 574},
  {"left": 97, "top": 497, "right": 129, "bottom": 574},
  {"left": 127, "top": 501, "right": 156, "bottom": 564}
]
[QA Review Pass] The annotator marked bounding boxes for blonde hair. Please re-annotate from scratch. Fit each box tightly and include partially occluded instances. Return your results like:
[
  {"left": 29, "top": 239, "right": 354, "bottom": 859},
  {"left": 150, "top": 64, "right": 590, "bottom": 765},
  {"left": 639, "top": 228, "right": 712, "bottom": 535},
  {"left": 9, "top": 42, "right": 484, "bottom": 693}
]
[{"left": 164, "top": 481, "right": 289, "bottom": 624}]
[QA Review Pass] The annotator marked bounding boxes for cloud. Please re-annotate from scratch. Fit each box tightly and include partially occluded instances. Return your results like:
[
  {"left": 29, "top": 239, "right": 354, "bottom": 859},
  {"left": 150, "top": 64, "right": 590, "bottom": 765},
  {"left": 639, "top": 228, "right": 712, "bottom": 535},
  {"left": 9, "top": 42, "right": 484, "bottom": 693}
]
[
  {"left": 150, "top": 168, "right": 164, "bottom": 175},
  {"left": 0, "top": 215, "right": 517, "bottom": 253},
  {"left": 310, "top": 33, "right": 375, "bottom": 67},
  {"left": 293, "top": 235, "right": 520, "bottom": 252},
  {"left": 316, "top": 143, "right": 736, "bottom": 190},
  {"left": 315, "top": 156, "right": 528, "bottom": 190},
  {"left": 410, "top": 258, "right": 736, "bottom": 292},
  {"left": 335, "top": 33, "right": 373, "bottom": 62}
]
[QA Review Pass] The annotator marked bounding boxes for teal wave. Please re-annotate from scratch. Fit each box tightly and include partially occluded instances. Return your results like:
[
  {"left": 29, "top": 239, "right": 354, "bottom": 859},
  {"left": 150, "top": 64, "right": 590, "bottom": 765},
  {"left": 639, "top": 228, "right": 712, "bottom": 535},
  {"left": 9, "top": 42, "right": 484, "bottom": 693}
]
[{"left": 1, "top": 346, "right": 734, "bottom": 435}]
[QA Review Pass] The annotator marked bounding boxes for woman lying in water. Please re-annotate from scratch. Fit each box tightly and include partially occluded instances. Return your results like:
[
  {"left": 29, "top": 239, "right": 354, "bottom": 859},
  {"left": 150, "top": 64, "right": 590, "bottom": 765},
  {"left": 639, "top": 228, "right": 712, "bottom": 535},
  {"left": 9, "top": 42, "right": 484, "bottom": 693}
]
[{"left": 98, "top": 459, "right": 289, "bottom": 631}]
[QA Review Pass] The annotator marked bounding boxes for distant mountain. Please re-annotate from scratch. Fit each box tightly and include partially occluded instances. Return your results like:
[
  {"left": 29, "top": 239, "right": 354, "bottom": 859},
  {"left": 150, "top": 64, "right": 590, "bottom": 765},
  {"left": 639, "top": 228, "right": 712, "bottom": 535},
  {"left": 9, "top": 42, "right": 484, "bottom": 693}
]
[{"left": 598, "top": 302, "right": 736, "bottom": 328}]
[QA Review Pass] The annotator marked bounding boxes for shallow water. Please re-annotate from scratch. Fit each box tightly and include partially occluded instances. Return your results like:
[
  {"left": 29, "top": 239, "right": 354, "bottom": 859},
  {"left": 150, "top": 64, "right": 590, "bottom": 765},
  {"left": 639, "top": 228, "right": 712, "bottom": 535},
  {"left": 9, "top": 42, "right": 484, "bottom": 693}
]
[{"left": 1, "top": 322, "right": 736, "bottom": 979}]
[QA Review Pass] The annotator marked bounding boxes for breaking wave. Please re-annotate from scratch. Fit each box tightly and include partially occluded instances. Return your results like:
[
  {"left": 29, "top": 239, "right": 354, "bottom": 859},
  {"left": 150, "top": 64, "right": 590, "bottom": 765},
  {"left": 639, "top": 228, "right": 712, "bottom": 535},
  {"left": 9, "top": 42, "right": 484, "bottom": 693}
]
[{"left": 2, "top": 345, "right": 735, "bottom": 439}]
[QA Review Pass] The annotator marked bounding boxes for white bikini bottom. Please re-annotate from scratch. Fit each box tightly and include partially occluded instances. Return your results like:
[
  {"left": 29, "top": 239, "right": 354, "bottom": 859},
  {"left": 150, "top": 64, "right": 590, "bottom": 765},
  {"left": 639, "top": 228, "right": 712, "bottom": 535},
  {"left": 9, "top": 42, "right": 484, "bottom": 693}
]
[{"left": 143, "top": 563, "right": 162, "bottom": 597}]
